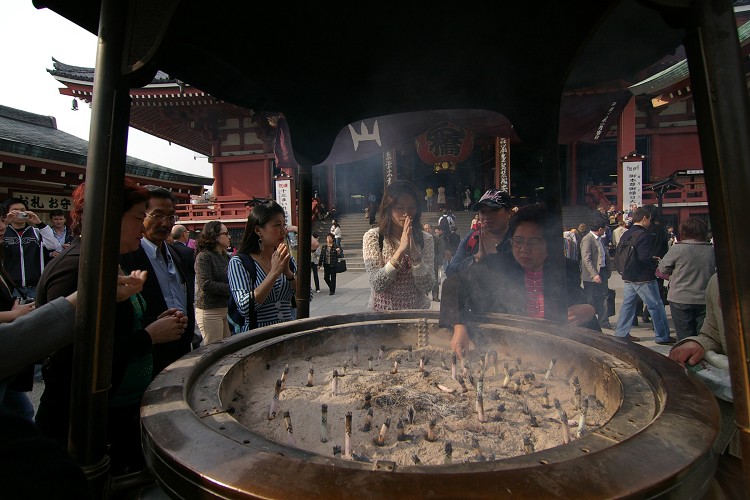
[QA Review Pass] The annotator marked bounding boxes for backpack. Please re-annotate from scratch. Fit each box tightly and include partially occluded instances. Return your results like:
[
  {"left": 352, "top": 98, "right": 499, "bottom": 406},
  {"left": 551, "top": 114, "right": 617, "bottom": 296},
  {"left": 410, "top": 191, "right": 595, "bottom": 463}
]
[
  {"left": 465, "top": 230, "right": 480, "bottom": 253},
  {"left": 227, "top": 253, "right": 258, "bottom": 334},
  {"left": 614, "top": 232, "right": 640, "bottom": 275}
]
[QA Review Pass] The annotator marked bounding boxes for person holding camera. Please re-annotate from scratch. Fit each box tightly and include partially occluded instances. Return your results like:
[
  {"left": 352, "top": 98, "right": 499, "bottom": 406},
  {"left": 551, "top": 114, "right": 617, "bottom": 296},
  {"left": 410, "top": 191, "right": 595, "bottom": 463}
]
[{"left": 1, "top": 198, "right": 56, "bottom": 302}]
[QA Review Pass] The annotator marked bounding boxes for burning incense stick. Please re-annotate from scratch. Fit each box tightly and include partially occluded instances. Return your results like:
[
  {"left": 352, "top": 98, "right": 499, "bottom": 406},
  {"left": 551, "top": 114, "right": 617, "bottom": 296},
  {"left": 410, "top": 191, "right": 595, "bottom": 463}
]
[
  {"left": 396, "top": 418, "right": 407, "bottom": 441},
  {"left": 577, "top": 396, "right": 589, "bottom": 438},
  {"left": 391, "top": 359, "right": 399, "bottom": 374},
  {"left": 544, "top": 357, "right": 558, "bottom": 381},
  {"left": 444, "top": 442, "right": 453, "bottom": 464},
  {"left": 320, "top": 404, "right": 329, "bottom": 443},
  {"left": 353, "top": 344, "right": 359, "bottom": 366},
  {"left": 476, "top": 392, "right": 487, "bottom": 423},
  {"left": 368, "top": 355, "right": 374, "bottom": 371},
  {"left": 378, "top": 344, "right": 385, "bottom": 363},
  {"left": 373, "top": 418, "right": 391, "bottom": 446},
  {"left": 283, "top": 411, "right": 296, "bottom": 447},
  {"left": 425, "top": 418, "right": 438, "bottom": 442},
  {"left": 331, "top": 370, "right": 339, "bottom": 396},
  {"left": 361, "top": 407, "right": 373, "bottom": 432},
  {"left": 268, "top": 379, "right": 282, "bottom": 420},
  {"left": 280, "top": 363, "right": 290, "bottom": 390},
  {"left": 523, "top": 435, "right": 535, "bottom": 454},
  {"left": 306, "top": 367, "right": 314, "bottom": 387},
  {"left": 345, "top": 412, "right": 352, "bottom": 457},
  {"left": 363, "top": 391, "right": 372, "bottom": 410}
]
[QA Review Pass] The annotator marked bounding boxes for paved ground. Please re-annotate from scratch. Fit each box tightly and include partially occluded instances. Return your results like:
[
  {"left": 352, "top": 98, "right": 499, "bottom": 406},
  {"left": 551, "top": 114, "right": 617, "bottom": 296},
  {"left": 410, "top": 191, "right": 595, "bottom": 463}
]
[
  {"left": 307, "top": 268, "right": 673, "bottom": 354},
  {"left": 30, "top": 269, "right": 674, "bottom": 410}
]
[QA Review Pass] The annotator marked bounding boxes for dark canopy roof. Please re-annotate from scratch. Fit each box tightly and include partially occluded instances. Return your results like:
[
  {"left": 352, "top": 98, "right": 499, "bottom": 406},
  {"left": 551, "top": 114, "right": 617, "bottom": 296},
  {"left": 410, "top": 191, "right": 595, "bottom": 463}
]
[{"left": 34, "top": 0, "right": 688, "bottom": 164}]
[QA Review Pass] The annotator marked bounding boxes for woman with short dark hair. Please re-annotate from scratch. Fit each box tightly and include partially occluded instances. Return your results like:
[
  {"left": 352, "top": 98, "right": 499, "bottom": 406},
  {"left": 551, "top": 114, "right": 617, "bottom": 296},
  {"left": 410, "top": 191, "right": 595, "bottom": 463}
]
[
  {"left": 441, "top": 203, "right": 596, "bottom": 357},
  {"left": 195, "top": 220, "right": 232, "bottom": 344},
  {"left": 658, "top": 217, "right": 715, "bottom": 340}
]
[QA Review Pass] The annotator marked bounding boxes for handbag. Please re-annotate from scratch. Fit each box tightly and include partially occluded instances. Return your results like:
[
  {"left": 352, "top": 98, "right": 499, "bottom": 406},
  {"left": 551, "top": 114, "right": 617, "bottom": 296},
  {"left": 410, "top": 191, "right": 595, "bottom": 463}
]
[{"left": 336, "top": 259, "right": 347, "bottom": 273}]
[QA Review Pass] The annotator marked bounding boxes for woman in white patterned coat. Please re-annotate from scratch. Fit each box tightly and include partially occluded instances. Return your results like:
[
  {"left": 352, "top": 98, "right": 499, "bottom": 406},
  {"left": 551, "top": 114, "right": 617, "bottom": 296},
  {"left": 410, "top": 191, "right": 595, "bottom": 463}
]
[{"left": 363, "top": 180, "right": 434, "bottom": 311}]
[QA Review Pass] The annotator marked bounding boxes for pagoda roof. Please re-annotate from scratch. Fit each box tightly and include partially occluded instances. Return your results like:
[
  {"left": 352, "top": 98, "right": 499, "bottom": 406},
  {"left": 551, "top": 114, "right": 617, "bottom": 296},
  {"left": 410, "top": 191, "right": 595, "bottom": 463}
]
[
  {"left": 629, "top": 19, "right": 750, "bottom": 97},
  {"left": 49, "top": 57, "right": 174, "bottom": 85},
  {"left": 48, "top": 58, "right": 257, "bottom": 156},
  {"left": 0, "top": 104, "right": 213, "bottom": 186}
]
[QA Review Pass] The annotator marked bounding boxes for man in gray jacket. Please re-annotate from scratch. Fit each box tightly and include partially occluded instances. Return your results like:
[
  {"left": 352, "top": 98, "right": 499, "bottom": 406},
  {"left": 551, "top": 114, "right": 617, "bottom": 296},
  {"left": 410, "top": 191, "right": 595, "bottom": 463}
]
[{"left": 580, "top": 220, "right": 612, "bottom": 329}]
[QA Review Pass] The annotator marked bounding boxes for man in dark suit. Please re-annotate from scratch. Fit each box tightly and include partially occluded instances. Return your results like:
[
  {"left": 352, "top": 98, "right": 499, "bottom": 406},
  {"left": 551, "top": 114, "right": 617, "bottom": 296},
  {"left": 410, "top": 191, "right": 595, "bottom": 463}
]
[
  {"left": 120, "top": 186, "right": 195, "bottom": 377},
  {"left": 170, "top": 224, "right": 195, "bottom": 292},
  {"left": 170, "top": 223, "right": 199, "bottom": 349}
]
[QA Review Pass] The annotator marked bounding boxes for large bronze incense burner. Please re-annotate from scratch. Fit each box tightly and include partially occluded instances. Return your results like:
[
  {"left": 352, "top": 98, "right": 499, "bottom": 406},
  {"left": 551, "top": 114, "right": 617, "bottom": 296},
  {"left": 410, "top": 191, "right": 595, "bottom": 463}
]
[{"left": 141, "top": 311, "right": 719, "bottom": 499}]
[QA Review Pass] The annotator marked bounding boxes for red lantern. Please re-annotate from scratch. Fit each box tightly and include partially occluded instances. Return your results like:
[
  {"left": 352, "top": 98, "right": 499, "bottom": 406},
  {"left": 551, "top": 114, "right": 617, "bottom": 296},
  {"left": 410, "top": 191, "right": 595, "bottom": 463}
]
[{"left": 416, "top": 122, "right": 475, "bottom": 165}]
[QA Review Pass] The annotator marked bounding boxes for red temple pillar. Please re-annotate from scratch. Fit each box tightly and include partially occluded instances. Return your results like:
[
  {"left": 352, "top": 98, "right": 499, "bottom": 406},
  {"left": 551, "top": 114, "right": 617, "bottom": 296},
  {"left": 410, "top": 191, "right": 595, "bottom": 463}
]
[{"left": 211, "top": 142, "right": 222, "bottom": 196}]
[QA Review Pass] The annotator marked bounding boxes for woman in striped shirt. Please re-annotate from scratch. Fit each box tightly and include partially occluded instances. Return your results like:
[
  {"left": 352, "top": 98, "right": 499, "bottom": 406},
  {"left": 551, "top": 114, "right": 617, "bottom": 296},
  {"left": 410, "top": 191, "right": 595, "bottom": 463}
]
[{"left": 228, "top": 201, "right": 296, "bottom": 330}]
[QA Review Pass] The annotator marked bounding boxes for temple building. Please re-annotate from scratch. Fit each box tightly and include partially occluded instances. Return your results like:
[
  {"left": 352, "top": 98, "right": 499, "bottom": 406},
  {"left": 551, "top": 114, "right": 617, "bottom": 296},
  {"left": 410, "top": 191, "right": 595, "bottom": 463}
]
[
  {"left": 45, "top": 9, "right": 750, "bottom": 233},
  {"left": 0, "top": 104, "right": 211, "bottom": 221}
]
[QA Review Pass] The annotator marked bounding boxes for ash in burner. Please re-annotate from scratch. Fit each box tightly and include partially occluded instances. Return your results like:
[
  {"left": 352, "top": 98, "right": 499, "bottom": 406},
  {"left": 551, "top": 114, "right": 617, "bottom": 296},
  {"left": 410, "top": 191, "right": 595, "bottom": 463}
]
[{"left": 234, "top": 345, "right": 612, "bottom": 466}]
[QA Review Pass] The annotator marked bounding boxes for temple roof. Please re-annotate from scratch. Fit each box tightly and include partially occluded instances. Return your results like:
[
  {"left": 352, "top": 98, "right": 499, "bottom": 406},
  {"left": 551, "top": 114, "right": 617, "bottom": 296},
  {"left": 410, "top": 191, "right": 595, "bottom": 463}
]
[
  {"left": 48, "top": 57, "right": 174, "bottom": 85},
  {"left": 0, "top": 104, "right": 213, "bottom": 186},
  {"left": 629, "top": 19, "right": 750, "bottom": 97}
]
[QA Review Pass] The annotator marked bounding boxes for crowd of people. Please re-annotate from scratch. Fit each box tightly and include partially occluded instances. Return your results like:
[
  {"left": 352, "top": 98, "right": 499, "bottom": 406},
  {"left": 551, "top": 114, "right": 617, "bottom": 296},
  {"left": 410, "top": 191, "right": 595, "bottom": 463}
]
[
  {"left": 0, "top": 178, "right": 735, "bottom": 493},
  {"left": 0, "top": 186, "right": 309, "bottom": 479}
]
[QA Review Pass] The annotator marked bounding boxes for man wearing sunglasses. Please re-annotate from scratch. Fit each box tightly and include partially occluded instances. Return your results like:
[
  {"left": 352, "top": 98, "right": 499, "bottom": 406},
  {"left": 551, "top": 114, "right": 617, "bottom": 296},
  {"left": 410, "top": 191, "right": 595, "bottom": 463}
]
[{"left": 120, "top": 186, "right": 194, "bottom": 377}]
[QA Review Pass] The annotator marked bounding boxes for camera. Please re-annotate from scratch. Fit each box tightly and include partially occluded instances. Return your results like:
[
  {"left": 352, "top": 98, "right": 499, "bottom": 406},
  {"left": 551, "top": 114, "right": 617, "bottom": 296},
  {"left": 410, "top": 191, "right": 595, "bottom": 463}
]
[{"left": 17, "top": 211, "right": 28, "bottom": 219}]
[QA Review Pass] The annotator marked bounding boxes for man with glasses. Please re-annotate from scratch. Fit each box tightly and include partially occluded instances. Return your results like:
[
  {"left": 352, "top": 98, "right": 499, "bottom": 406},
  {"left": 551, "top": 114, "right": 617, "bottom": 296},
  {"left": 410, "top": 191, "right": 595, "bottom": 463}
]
[{"left": 120, "top": 186, "right": 194, "bottom": 376}]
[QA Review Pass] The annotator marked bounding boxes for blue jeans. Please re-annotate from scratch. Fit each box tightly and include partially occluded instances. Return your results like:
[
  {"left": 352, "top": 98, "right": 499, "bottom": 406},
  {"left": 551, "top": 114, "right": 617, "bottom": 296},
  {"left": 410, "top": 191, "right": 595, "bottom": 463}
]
[
  {"left": 0, "top": 383, "right": 35, "bottom": 421},
  {"left": 615, "top": 280, "right": 671, "bottom": 341}
]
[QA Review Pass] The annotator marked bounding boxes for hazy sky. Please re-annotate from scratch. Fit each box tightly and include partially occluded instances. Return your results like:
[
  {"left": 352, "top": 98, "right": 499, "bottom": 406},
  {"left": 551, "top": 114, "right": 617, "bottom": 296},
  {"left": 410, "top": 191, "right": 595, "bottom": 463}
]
[{"left": 0, "top": 1, "right": 213, "bottom": 179}]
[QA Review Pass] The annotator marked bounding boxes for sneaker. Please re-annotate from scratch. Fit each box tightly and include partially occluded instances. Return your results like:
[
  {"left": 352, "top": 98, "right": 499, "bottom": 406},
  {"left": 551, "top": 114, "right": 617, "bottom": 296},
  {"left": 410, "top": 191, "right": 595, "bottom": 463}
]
[
  {"left": 316, "top": 290, "right": 321, "bottom": 293},
  {"left": 655, "top": 337, "right": 677, "bottom": 345}
]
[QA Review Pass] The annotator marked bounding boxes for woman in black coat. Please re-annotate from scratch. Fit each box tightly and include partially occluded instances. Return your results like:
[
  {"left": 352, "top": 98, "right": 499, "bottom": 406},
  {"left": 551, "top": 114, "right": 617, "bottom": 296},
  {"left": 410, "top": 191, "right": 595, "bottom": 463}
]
[{"left": 440, "top": 204, "right": 596, "bottom": 358}]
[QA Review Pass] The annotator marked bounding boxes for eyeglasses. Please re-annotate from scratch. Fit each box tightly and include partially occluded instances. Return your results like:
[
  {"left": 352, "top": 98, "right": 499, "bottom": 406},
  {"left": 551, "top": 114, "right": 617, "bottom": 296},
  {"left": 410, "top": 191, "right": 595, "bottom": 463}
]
[
  {"left": 510, "top": 236, "right": 546, "bottom": 250},
  {"left": 146, "top": 213, "right": 179, "bottom": 223}
]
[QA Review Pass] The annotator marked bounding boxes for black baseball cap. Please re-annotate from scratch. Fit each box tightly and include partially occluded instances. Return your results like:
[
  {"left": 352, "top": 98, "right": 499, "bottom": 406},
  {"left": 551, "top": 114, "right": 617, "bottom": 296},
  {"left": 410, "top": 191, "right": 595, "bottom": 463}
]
[{"left": 472, "top": 189, "right": 512, "bottom": 211}]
